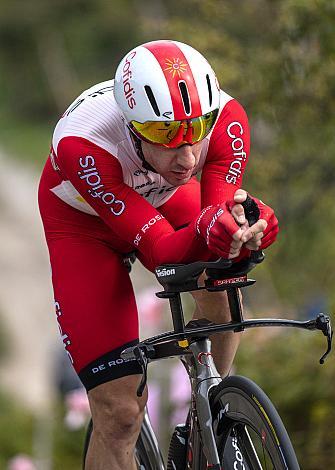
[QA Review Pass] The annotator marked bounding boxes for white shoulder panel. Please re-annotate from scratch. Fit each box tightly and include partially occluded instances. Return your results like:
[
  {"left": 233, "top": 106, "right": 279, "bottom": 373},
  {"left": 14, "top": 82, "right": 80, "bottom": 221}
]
[
  {"left": 219, "top": 89, "right": 234, "bottom": 108},
  {"left": 49, "top": 83, "right": 236, "bottom": 215},
  {"left": 50, "top": 180, "right": 98, "bottom": 216},
  {"left": 52, "top": 80, "right": 125, "bottom": 157}
]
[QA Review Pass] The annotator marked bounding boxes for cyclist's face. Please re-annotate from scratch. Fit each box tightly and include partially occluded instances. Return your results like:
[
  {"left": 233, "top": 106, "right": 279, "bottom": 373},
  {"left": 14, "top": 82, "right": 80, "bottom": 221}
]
[{"left": 141, "top": 141, "right": 204, "bottom": 186}]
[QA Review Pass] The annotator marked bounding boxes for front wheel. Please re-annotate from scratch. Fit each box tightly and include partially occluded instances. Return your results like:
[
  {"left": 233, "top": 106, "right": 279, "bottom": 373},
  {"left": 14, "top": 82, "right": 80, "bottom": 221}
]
[{"left": 209, "top": 375, "right": 300, "bottom": 469}]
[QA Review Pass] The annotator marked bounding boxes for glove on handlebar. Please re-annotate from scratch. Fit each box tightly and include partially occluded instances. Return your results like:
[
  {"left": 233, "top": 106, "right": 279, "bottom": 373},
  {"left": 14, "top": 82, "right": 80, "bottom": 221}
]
[
  {"left": 195, "top": 196, "right": 279, "bottom": 260},
  {"left": 249, "top": 196, "right": 279, "bottom": 249},
  {"left": 195, "top": 203, "right": 242, "bottom": 258}
]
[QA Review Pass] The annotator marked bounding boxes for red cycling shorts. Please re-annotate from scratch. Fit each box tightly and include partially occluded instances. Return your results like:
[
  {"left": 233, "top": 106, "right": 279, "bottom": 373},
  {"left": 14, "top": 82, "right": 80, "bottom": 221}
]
[{"left": 38, "top": 159, "right": 202, "bottom": 391}]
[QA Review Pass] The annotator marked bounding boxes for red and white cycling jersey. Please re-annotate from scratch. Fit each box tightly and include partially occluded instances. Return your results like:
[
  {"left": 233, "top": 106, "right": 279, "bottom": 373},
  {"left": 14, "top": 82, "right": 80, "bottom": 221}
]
[
  {"left": 51, "top": 80, "right": 243, "bottom": 210},
  {"left": 41, "top": 79, "right": 250, "bottom": 271}
]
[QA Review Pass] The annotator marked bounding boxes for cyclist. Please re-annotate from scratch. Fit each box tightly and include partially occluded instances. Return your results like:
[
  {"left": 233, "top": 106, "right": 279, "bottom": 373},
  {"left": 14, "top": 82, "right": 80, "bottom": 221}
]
[{"left": 38, "top": 40, "right": 278, "bottom": 469}]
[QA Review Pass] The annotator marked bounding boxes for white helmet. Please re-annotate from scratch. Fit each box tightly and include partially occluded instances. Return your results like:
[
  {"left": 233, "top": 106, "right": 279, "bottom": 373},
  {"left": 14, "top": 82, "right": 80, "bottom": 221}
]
[
  {"left": 114, "top": 40, "right": 220, "bottom": 148},
  {"left": 114, "top": 39, "right": 220, "bottom": 123}
]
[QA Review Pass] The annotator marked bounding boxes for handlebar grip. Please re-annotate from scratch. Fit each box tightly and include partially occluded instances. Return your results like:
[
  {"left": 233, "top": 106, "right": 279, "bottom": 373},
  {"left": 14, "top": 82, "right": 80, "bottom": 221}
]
[
  {"left": 241, "top": 195, "right": 264, "bottom": 263},
  {"left": 242, "top": 195, "right": 260, "bottom": 226}
]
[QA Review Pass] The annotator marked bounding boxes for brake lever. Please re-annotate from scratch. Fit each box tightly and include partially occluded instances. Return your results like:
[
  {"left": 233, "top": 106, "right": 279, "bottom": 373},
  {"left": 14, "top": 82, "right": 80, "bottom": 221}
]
[
  {"left": 133, "top": 347, "right": 148, "bottom": 397},
  {"left": 132, "top": 345, "right": 156, "bottom": 397},
  {"left": 315, "top": 314, "right": 333, "bottom": 364}
]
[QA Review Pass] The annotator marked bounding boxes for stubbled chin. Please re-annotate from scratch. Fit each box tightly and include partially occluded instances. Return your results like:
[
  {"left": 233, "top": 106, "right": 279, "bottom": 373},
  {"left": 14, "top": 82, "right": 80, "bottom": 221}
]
[{"left": 164, "top": 174, "right": 191, "bottom": 186}]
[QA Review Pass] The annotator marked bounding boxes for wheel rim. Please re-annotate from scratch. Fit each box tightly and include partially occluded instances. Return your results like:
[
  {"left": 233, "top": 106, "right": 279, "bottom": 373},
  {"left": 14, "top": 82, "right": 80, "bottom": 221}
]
[{"left": 221, "top": 421, "right": 288, "bottom": 470}]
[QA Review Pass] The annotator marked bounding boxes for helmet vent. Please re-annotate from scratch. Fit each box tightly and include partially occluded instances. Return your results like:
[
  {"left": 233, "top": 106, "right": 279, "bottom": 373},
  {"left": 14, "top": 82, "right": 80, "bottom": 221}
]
[
  {"left": 206, "top": 74, "right": 213, "bottom": 106},
  {"left": 144, "top": 85, "right": 161, "bottom": 117},
  {"left": 178, "top": 81, "right": 191, "bottom": 115}
]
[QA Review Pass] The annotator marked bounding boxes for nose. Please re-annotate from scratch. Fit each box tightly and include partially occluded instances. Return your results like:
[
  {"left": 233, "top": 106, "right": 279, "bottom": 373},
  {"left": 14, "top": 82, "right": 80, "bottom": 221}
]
[{"left": 175, "top": 145, "right": 196, "bottom": 170}]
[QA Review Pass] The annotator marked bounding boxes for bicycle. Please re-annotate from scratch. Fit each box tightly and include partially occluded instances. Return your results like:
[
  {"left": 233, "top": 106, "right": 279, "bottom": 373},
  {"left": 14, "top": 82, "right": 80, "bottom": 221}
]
[{"left": 83, "top": 199, "right": 333, "bottom": 469}]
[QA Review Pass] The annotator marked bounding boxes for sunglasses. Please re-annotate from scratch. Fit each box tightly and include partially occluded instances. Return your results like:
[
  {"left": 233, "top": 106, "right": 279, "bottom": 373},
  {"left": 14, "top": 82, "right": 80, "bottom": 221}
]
[{"left": 129, "top": 109, "right": 219, "bottom": 148}]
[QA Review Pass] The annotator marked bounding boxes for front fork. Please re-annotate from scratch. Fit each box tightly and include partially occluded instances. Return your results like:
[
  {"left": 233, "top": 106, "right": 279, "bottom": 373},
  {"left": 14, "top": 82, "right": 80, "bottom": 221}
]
[{"left": 182, "top": 339, "right": 222, "bottom": 469}]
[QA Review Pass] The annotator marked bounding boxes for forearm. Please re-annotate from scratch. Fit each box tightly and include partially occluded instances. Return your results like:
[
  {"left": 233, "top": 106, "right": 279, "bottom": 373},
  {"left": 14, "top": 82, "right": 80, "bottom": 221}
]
[{"left": 138, "top": 222, "right": 211, "bottom": 272}]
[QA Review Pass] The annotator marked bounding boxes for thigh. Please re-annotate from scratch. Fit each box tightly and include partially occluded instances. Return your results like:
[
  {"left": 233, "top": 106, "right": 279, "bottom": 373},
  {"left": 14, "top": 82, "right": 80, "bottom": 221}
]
[
  {"left": 158, "top": 177, "right": 200, "bottom": 229},
  {"left": 48, "top": 236, "right": 142, "bottom": 391}
]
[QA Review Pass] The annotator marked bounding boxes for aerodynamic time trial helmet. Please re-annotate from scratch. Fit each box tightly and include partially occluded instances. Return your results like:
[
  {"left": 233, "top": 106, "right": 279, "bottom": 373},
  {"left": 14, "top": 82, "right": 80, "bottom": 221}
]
[{"left": 114, "top": 40, "right": 220, "bottom": 148}]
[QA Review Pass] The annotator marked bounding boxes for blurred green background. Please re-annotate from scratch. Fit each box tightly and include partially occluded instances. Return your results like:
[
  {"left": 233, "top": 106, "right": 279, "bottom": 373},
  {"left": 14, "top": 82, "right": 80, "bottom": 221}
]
[{"left": 0, "top": 0, "right": 334, "bottom": 468}]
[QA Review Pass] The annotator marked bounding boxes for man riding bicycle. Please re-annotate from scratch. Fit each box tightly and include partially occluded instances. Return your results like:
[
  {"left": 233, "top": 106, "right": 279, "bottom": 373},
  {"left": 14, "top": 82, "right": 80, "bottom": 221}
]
[{"left": 38, "top": 40, "right": 278, "bottom": 469}]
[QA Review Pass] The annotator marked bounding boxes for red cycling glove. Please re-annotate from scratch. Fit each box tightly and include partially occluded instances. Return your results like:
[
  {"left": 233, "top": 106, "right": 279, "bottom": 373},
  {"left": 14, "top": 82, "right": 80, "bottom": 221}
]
[
  {"left": 250, "top": 196, "right": 279, "bottom": 249},
  {"left": 195, "top": 196, "right": 278, "bottom": 259},
  {"left": 195, "top": 203, "right": 242, "bottom": 258}
]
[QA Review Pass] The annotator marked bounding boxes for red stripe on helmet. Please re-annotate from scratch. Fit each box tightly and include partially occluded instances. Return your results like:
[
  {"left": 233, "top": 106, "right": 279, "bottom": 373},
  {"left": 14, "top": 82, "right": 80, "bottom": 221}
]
[{"left": 143, "top": 40, "right": 202, "bottom": 120}]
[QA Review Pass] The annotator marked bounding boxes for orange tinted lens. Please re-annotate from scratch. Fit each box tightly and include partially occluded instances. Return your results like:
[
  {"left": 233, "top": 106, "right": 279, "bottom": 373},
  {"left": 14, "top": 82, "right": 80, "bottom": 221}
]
[
  {"left": 191, "top": 109, "right": 219, "bottom": 142},
  {"left": 130, "top": 120, "right": 182, "bottom": 145},
  {"left": 130, "top": 109, "right": 219, "bottom": 146}
]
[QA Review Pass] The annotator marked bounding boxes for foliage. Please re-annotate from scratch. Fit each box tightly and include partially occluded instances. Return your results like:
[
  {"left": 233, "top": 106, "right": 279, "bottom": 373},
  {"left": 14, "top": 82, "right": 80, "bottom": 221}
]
[
  {"left": 0, "top": 0, "right": 145, "bottom": 116},
  {"left": 237, "top": 327, "right": 335, "bottom": 468},
  {"left": 155, "top": 0, "right": 335, "bottom": 308},
  {"left": 1, "top": 1, "right": 334, "bottom": 305},
  {"left": 0, "top": 391, "right": 34, "bottom": 467},
  {"left": 0, "top": 390, "right": 87, "bottom": 469},
  {"left": 0, "top": 1, "right": 334, "bottom": 467},
  {"left": 52, "top": 404, "right": 87, "bottom": 469}
]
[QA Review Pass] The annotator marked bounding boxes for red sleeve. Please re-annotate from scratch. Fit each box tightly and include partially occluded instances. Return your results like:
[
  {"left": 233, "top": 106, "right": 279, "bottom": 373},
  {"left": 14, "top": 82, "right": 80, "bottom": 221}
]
[
  {"left": 56, "top": 137, "right": 208, "bottom": 271},
  {"left": 201, "top": 99, "right": 250, "bottom": 207}
]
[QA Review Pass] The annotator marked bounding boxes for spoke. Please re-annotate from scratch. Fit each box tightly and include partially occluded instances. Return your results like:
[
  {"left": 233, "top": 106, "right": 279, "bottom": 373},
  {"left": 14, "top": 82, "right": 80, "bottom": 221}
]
[
  {"left": 244, "top": 426, "right": 263, "bottom": 469},
  {"left": 235, "top": 423, "right": 279, "bottom": 470},
  {"left": 261, "top": 441, "right": 268, "bottom": 470}
]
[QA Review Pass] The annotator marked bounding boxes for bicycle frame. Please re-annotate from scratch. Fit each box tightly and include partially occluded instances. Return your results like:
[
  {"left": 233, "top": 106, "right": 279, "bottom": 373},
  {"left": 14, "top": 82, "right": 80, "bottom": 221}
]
[
  {"left": 122, "top": 256, "right": 333, "bottom": 469},
  {"left": 184, "top": 338, "right": 222, "bottom": 467},
  {"left": 123, "top": 294, "right": 332, "bottom": 468},
  {"left": 137, "top": 337, "right": 223, "bottom": 468}
]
